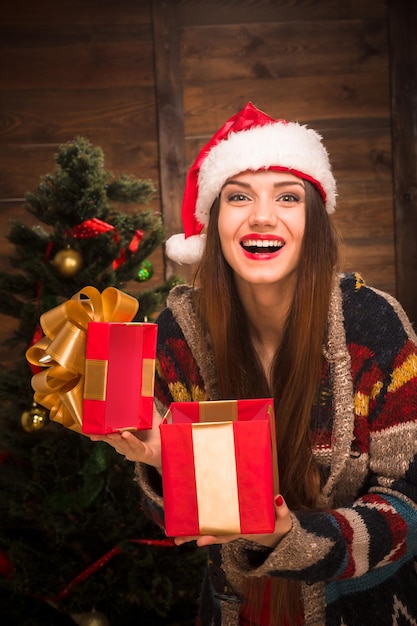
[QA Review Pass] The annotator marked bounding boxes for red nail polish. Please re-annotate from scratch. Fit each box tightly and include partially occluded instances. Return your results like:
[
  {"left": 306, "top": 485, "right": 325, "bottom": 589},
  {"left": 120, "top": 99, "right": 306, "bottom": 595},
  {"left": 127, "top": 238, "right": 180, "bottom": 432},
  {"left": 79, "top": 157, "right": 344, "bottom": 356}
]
[{"left": 275, "top": 495, "right": 283, "bottom": 507}]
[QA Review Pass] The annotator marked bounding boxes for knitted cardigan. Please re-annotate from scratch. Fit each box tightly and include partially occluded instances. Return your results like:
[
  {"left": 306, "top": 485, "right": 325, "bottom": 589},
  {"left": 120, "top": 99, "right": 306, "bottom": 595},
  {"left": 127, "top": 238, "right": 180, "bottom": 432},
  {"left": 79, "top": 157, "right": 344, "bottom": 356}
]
[{"left": 136, "top": 273, "right": 417, "bottom": 626}]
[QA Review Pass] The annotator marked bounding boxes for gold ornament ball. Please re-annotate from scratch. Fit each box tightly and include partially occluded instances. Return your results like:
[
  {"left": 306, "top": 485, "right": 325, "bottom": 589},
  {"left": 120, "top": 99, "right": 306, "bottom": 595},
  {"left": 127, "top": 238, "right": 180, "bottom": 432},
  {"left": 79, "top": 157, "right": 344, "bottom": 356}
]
[
  {"left": 21, "top": 403, "right": 48, "bottom": 432},
  {"left": 77, "top": 611, "right": 110, "bottom": 626},
  {"left": 52, "top": 247, "right": 84, "bottom": 277}
]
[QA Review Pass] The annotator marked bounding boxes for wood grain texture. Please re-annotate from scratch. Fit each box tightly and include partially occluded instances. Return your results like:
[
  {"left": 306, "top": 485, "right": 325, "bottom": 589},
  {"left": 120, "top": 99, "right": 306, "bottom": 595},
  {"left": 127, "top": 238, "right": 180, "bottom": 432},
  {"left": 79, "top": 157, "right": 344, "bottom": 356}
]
[
  {"left": 388, "top": 0, "right": 417, "bottom": 324},
  {"left": 181, "top": 71, "right": 390, "bottom": 136},
  {"left": 180, "top": 19, "right": 388, "bottom": 81},
  {"left": 1, "top": 0, "right": 415, "bottom": 358},
  {"left": 0, "top": 0, "right": 165, "bottom": 369},
  {"left": 177, "top": 0, "right": 386, "bottom": 26},
  {"left": 152, "top": 0, "right": 195, "bottom": 280}
]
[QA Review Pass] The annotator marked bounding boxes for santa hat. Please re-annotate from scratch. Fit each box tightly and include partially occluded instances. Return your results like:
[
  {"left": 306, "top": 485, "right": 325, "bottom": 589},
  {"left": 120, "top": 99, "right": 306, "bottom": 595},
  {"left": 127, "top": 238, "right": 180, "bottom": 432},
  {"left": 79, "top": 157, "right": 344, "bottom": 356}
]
[{"left": 166, "top": 102, "right": 337, "bottom": 265}]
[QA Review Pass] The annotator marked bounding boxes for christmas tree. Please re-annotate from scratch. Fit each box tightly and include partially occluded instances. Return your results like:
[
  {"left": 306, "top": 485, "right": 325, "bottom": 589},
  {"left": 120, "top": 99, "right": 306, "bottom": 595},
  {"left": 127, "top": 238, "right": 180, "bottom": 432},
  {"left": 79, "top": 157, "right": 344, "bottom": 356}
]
[{"left": 0, "top": 138, "right": 204, "bottom": 625}]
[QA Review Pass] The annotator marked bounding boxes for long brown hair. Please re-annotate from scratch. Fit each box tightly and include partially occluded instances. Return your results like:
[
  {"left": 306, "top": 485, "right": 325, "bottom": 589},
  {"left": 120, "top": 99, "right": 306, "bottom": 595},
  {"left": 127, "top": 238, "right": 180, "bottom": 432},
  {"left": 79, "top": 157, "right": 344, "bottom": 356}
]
[{"left": 193, "top": 181, "right": 340, "bottom": 623}]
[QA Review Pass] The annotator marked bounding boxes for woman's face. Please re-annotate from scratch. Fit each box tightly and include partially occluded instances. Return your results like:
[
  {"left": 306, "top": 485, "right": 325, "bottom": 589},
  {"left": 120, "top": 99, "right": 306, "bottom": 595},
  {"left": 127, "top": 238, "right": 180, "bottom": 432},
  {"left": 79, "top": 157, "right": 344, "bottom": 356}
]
[{"left": 218, "top": 169, "right": 306, "bottom": 289}]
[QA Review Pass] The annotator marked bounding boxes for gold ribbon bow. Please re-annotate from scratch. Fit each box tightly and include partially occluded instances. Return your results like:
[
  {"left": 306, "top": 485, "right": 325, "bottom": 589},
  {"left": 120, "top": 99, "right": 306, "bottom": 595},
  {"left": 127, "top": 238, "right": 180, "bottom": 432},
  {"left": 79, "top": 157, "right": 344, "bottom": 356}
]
[{"left": 26, "top": 286, "right": 139, "bottom": 433}]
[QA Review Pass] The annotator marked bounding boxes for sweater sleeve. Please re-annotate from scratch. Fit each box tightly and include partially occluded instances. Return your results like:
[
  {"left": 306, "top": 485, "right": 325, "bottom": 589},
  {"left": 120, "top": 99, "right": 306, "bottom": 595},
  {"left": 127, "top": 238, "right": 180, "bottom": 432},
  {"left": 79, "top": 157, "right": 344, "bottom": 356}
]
[{"left": 223, "top": 281, "right": 417, "bottom": 586}]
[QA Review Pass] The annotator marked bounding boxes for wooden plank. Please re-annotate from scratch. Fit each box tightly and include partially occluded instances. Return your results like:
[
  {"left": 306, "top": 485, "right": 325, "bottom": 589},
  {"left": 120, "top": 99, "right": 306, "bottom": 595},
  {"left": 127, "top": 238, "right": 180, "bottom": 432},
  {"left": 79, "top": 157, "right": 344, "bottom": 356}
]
[
  {"left": 0, "top": 88, "right": 157, "bottom": 143},
  {"left": 1, "top": 37, "right": 154, "bottom": 90},
  {"left": 178, "top": 0, "right": 386, "bottom": 26},
  {"left": 182, "top": 72, "right": 390, "bottom": 136},
  {"left": 323, "top": 130, "right": 392, "bottom": 178},
  {"left": 180, "top": 19, "right": 388, "bottom": 81},
  {"left": 0, "top": 0, "right": 168, "bottom": 371},
  {"left": 0, "top": 0, "right": 161, "bottom": 204},
  {"left": 151, "top": 0, "right": 192, "bottom": 281},
  {"left": 1, "top": 0, "right": 152, "bottom": 26},
  {"left": 332, "top": 190, "right": 394, "bottom": 238},
  {"left": 340, "top": 238, "right": 396, "bottom": 294},
  {"left": 0, "top": 141, "right": 160, "bottom": 199},
  {"left": 388, "top": 0, "right": 417, "bottom": 324}
]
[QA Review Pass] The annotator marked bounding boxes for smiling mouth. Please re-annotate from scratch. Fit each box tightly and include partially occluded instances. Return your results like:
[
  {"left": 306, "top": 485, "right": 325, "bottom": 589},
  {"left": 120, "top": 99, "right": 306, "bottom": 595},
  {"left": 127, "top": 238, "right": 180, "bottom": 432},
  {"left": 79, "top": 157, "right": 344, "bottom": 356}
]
[{"left": 240, "top": 239, "right": 285, "bottom": 254}]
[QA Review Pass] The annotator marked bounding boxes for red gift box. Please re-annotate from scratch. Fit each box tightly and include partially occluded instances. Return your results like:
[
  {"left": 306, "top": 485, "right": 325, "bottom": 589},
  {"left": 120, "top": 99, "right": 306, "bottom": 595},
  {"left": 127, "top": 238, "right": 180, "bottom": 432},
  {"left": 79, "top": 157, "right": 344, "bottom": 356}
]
[
  {"left": 82, "top": 321, "right": 157, "bottom": 434},
  {"left": 160, "top": 399, "right": 278, "bottom": 537}
]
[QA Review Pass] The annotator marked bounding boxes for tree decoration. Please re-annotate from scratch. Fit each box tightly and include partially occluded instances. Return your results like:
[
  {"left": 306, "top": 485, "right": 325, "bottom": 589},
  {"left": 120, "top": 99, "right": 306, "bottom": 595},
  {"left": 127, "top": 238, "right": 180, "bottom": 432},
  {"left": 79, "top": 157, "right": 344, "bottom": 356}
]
[
  {"left": 21, "top": 402, "right": 49, "bottom": 432},
  {"left": 76, "top": 610, "right": 110, "bottom": 626},
  {"left": 135, "top": 258, "right": 153, "bottom": 282},
  {"left": 52, "top": 247, "right": 84, "bottom": 278}
]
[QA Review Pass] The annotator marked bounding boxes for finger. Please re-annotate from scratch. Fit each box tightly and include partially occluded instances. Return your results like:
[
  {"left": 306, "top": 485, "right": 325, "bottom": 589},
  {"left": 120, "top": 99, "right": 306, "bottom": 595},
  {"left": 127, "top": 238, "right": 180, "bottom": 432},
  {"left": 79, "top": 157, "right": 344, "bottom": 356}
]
[
  {"left": 196, "top": 535, "right": 218, "bottom": 547},
  {"left": 121, "top": 431, "right": 162, "bottom": 467},
  {"left": 274, "top": 494, "right": 292, "bottom": 534},
  {"left": 274, "top": 494, "right": 290, "bottom": 516},
  {"left": 174, "top": 535, "right": 231, "bottom": 548},
  {"left": 90, "top": 432, "right": 145, "bottom": 461},
  {"left": 174, "top": 535, "right": 199, "bottom": 546}
]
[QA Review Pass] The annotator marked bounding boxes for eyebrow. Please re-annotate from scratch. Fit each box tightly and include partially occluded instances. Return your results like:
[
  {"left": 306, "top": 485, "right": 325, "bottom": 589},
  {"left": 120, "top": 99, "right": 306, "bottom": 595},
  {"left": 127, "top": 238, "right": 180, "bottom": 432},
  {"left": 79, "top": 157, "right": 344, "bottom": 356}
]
[{"left": 223, "top": 178, "right": 305, "bottom": 190}]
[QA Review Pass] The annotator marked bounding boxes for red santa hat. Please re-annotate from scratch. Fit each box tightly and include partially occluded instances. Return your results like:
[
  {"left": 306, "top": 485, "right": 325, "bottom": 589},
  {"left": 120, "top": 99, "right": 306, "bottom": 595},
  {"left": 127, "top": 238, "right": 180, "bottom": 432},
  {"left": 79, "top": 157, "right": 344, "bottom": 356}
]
[{"left": 165, "top": 102, "right": 337, "bottom": 265}]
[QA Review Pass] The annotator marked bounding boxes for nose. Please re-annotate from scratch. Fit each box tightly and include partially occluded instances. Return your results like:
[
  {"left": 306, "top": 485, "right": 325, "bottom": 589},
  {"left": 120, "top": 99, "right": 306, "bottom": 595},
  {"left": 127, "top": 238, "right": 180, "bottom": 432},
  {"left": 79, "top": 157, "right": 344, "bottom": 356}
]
[{"left": 248, "top": 198, "right": 278, "bottom": 227}]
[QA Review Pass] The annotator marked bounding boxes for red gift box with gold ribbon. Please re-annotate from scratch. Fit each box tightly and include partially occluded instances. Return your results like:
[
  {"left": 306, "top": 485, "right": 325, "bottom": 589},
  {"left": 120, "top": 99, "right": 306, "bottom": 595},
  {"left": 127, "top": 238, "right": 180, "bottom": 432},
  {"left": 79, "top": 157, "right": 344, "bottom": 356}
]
[
  {"left": 82, "top": 321, "right": 157, "bottom": 434},
  {"left": 160, "top": 399, "right": 279, "bottom": 537},
  {"left": 26, "top": 286, "right": 157, "bottom": 435}
]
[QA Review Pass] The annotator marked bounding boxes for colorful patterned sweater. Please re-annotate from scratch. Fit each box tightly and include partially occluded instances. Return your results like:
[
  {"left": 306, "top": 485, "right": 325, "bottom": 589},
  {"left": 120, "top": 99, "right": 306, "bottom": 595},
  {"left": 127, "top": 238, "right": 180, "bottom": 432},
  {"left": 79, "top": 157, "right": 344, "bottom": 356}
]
[{"left": 136, "top": 273, "right": 417, "bottom": 626}]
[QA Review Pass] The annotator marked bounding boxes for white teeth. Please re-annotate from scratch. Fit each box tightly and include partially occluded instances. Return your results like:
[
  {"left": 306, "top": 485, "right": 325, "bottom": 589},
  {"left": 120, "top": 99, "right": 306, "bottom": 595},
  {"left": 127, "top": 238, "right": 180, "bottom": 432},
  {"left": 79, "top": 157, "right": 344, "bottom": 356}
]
[{"left": 243, "top": 239, "right": 283, "bottom": 248}]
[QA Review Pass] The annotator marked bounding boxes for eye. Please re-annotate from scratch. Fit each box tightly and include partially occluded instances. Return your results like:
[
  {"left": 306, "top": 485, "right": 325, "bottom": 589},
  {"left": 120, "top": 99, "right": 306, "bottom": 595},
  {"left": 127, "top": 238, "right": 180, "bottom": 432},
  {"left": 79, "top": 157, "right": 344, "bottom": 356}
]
[
  {"left": 226, "top": 191, "right": 251, "bottom": 202},
  {"left": 278, "top": 193, "right": 300, "bottom": 203}
]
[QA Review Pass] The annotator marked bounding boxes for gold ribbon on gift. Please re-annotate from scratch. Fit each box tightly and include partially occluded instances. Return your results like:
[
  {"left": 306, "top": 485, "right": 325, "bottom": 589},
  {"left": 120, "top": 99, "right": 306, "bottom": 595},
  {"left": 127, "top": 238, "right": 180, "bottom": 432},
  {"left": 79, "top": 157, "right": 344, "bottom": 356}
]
[
  {"left": 199, "top": 400, "right": 279, "bottom": 496},
  {"left": 141, "top": 358, "right": 156, "bottom": 398},
  {"left": 199, "top": 400, "right": 238, "bottom": 423},
  {"left": 25, "top": 286, "right": 139, "bottom": 433}
]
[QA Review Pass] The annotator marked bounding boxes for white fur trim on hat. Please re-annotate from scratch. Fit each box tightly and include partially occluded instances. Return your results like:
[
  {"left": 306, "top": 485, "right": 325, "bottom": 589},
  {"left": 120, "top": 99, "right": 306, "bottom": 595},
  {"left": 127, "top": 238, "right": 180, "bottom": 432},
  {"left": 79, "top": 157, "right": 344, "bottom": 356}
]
[
  {"left": 165, "top": 233, "right": 206, "bottom": 265},
  {"left": 196, "top": 122, "right": 336, "bottom": 226}
]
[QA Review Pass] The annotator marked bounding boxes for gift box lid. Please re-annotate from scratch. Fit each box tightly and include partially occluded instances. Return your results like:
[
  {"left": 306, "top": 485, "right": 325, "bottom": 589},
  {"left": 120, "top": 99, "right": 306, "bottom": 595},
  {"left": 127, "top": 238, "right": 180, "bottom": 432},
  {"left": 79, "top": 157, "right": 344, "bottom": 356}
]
[{"left": 164, "top": 398, "right": 274, "bottom": 424}]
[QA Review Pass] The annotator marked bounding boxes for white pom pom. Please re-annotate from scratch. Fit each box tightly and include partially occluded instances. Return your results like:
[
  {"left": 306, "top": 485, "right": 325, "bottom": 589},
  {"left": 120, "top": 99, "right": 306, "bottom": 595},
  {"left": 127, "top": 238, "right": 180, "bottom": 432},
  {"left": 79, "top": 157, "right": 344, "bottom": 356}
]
[{"left": 165, "top": 233, "right": 206, "bottom": 265}]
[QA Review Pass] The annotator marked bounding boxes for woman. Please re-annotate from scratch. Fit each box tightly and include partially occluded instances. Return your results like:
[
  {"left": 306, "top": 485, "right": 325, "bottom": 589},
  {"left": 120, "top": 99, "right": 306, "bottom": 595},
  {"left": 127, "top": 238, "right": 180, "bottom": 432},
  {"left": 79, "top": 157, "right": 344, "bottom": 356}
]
[{"left": 90, "top": 103, "right": 417, "bottom": 625}]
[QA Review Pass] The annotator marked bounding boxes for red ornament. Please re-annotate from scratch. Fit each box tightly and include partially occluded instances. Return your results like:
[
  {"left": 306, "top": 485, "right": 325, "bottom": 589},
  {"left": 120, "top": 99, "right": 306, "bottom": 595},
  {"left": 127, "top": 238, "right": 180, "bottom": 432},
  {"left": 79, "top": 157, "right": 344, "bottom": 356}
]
[
  {"left": 112, "top": 229, "right": 144, "bottom": 269},
  {"left": 69, "top": 218, "right": 119, "bottom": 242}
]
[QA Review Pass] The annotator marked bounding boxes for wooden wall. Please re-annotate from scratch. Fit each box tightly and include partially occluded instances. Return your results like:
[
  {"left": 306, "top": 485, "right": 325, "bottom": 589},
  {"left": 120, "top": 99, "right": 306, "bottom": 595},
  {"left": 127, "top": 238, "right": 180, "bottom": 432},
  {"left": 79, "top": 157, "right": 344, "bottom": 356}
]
[
  {"left": 388, "top": 0, "right": 417, "bottom": 326},
  {"left": 0, "top": 0, "right": 164, "bottom": 366},
  {"left": 154, "top": 0, "right": 395, "bottom": 294},
  {"left": 1, "top": 0, "right": 416, "bottom": 371}
]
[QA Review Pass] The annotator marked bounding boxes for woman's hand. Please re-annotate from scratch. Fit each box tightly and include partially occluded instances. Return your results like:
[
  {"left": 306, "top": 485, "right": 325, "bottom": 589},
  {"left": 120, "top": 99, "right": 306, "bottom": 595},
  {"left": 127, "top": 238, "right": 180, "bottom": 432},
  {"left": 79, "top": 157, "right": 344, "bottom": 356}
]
[
  {"left": 89, "top": 403, "right": 163, "bottom": 470},
  {"left": 174, "top": 493, "right": 292, "bottom": 548}
]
